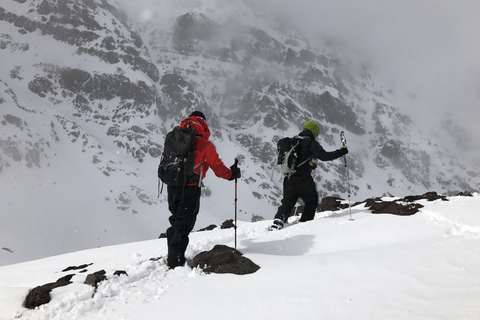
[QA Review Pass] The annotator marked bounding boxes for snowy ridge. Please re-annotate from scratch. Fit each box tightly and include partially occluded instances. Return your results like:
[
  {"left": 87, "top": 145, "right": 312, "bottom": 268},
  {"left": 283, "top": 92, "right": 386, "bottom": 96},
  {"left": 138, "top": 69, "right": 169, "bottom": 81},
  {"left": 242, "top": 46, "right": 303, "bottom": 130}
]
[{"left": 1, "top": 194, "right": 480, "bottom": 320}]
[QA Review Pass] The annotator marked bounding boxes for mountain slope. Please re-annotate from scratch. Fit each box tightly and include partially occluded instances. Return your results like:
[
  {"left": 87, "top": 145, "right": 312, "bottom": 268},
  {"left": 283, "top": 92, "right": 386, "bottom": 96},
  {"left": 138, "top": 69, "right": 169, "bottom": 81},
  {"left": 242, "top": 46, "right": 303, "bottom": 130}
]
[
  {"left": 1, "top": 194, "right": 479, "bottom": 319},
  {"left": 0, "top": 0, "right": 477, "bottom": 266}
]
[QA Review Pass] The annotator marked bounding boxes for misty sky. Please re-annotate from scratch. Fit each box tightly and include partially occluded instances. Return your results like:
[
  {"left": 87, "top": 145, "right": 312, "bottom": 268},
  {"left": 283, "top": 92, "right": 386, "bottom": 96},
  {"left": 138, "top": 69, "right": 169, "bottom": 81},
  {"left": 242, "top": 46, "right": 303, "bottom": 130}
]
[
  {"left": 124, "top": 0, "right": 480, "bottom": 158},
  {"left": 267, "top": 0, "right": 480, "bottom": 149}
]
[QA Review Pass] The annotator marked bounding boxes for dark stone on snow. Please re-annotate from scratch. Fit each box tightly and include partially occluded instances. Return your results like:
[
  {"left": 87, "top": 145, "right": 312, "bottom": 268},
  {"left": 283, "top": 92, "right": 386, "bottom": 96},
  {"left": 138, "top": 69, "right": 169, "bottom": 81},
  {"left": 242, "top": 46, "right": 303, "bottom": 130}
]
[
  {"left": 197, "top": 224, "right": 217, "bottom": 232},
  {"left": 457, "top": 191, "right": 473, "bottom": 197},
  {"left": 403, "top": 191, "right": 448, "bottom": 202},
  {"left": 113, "top": 270, "right": 128, "bottom": 277},
  {"left": 24, "top": 274, "right": 74, "bottom": 309},
  {"left": 364, "top": 198, "right": 423, "bottom": 216},
  {"left": 149, "top": 257, "right": 163, "bottom": 262},
  {"left": 62, "top": 263, "right": 93, "bottom": 272},
  {"left": 318, "top": 196, "right": 349, "bottom": 212},
  {"left": 193, "top": 244, "right": 260, "bottom": 275},
  {"left": 24, "top": 285, "right": 51, "bottom": 309},
  {"left": 159, "top": 232, "right": 167, "bottom": 239},
  {"left": 84, "top": 270, "right": 106, "bottom": 288},
  {"left": 355, "top": 192, "right": 452, "bottom": 216},
  {"left": 221, "top": 219, "right": 235, "bottom": 229}
]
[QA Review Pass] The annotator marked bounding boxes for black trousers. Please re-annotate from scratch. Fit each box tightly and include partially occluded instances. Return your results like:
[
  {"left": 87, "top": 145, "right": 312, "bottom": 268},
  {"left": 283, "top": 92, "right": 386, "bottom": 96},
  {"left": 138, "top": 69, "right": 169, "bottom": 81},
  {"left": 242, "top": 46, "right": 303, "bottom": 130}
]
[
  {"left": 274, "top": 175, "right": 319, "bottom": 223},
  {"left": 166, "top": 185, "right": 201, "bottom": 268}
]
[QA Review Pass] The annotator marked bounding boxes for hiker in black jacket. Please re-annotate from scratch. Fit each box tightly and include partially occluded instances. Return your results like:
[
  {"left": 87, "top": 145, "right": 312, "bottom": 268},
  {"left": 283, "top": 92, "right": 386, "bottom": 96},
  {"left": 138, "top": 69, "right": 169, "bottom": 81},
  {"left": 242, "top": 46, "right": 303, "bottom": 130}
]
[{"left": 270, "top": 121, "right": 348, "bottom": 230}]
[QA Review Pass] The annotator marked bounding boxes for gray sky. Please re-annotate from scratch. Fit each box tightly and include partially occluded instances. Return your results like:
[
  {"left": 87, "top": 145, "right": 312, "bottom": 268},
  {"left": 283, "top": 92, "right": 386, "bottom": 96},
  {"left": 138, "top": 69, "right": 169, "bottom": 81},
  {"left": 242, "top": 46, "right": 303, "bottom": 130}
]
[
  {"left": 266, "top": 0, "right": 480, "bottom": 152},
  {"left": 125, "top": 0, "right": 480, "bottom": 159}
]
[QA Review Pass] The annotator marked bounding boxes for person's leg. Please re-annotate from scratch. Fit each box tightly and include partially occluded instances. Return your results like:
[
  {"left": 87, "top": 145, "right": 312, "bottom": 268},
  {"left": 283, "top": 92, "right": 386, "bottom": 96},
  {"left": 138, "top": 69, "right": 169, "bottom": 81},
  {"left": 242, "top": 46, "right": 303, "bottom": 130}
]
[
  {"left": 274, "top": 178, "right": 299, "bottom": 223},
  {"left": 270, "top": 178, "right": 300, "bottom": 230},
  {"left": 166, "top": 186, "right": 201, "bottom": 268},
  {"left": 298, "top": 176, "right": 319, "bottom": 222}
]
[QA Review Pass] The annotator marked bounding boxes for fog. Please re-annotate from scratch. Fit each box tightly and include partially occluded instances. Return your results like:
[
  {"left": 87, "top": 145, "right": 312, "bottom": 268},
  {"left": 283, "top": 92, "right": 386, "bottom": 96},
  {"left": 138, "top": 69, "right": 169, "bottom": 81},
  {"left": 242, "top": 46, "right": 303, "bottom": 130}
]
[
  {"left": 121, "top": 0, "right": 480, "bottom": 161},
  {"left": 265, "top": 0, "right": 480, "bottom": 157}
]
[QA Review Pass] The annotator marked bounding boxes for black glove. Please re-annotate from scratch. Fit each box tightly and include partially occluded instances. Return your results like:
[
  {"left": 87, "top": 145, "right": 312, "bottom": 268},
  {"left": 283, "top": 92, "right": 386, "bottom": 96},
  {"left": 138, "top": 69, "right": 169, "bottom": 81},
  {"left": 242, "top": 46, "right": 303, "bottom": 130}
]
[
  {"left": 228, "top": 165, "right": 241, "bottom": 181},
  {"left": 339, "top": 145, "right": 348, "bottom": 155}
]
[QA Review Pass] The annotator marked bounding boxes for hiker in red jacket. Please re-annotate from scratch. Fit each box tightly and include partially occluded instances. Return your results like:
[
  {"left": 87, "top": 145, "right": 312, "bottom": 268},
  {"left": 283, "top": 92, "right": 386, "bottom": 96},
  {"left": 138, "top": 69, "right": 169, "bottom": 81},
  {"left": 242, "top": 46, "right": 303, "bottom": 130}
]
[{"left": 166, "top": 111, "right": 241, "bottom": 269}]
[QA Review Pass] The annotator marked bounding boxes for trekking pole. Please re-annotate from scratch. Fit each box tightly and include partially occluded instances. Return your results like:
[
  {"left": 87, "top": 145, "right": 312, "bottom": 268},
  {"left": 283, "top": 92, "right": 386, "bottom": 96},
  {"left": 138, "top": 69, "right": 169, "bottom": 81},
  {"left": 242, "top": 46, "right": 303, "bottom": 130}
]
[
  {"left": 234, "top": 158, "right": 239, "bottom": 249},
  {"left": 340, "top": 131, "right": 354, "bottom": 221}
]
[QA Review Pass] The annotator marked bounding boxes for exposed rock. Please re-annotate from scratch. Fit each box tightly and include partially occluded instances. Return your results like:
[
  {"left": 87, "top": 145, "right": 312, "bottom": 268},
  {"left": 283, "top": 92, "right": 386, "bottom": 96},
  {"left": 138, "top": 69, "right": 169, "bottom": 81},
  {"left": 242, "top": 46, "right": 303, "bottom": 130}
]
[
  {"left": 318, "top": 196, "right": 349, "bottom": 212},
  {"left": 172, "top": 12, "right": 218, "bottom": 55},
  {"left": 193, "top": 245, "right": 260, "bottom": 275},
  {"left": 113, "top": 270, "right": 128, "bottom": 277},
  {"left": 3, "top": 114, "right": 26, "bottom": 129},
  {"left": 221, "top": 219, "right": 235, "bottom": 229},
  {"left": 24, "top": 274, "right": 74, "bottom": 309},
  {"left": 457, "top": 191, "right": 474, "bottom": 197},
  {"left": 198, "top": 224, "right": 217, "bottom": 232},
  {"left": 363, "top": 198, "right": 424, "bottom": 216},
  {"left": 403, "top": 191, "right": 448, "bottom": 202},
  {"left": 62, "top": 263, "right": 93, "bottom": 272},
  {"left": 84, "top": 270, "right": 106, "bottom": 288}
]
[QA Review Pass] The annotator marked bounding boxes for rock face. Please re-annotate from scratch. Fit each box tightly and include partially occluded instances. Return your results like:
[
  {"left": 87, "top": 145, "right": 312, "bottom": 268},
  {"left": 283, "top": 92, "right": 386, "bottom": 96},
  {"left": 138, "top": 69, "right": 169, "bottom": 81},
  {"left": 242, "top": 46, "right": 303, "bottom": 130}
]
[{"left": 193, "top": 245, "right": 260, "bottom": 275}]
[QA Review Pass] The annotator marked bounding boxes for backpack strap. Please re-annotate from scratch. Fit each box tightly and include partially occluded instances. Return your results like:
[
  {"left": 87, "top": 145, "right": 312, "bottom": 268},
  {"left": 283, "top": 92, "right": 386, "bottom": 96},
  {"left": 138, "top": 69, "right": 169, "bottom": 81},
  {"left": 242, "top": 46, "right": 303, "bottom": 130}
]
[
  {"left": 194, "top": 160, "right": 205, "bottom": 187},
  {"left": 285, "top": 135, "right": 310, "bottom": 179},
  {"left": 296, "top": 157, "right": 311, "bottom": 169}
]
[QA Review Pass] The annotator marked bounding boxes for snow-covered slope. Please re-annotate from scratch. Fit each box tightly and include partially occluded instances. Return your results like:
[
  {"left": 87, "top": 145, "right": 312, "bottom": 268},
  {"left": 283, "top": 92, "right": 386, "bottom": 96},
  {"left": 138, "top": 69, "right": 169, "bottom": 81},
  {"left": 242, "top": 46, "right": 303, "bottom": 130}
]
[
  {"left": 0, "top": 0, "right": 477, "bottom": 266},
  {"left": 1, "top": 194, "right": 479, "bottom": 320}
]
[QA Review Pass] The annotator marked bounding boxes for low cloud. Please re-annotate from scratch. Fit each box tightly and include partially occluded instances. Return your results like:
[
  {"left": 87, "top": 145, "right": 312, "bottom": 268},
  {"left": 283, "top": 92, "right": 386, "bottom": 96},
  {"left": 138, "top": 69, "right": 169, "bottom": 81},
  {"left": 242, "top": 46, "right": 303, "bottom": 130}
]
[{"left": 261, "top": 0, "right": 480, "bottom": 159}]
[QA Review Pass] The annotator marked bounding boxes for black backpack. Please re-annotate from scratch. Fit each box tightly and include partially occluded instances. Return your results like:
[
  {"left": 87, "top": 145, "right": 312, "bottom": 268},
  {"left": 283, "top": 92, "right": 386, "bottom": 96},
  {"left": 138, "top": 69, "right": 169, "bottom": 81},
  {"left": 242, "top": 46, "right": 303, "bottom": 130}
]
[
  {"left": 276, "top": 136, "right": 308, "bottom": 176},
  {"left": 158, "top": 126, "right": 197, "bottom": 186}
]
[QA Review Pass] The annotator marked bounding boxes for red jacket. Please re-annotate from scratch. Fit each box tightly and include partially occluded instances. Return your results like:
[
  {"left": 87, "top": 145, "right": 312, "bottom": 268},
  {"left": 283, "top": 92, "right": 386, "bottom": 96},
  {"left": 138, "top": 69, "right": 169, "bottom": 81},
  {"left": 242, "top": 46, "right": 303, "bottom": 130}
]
[{"left": 180, "top": 116, "right": 232, "bottom": 184}]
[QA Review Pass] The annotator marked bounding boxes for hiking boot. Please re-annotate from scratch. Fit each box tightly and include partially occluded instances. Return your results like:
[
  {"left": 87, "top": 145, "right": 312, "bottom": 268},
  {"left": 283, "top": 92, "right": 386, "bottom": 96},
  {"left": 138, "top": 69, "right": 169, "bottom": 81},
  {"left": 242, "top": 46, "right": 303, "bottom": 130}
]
[
  {"left": 167, "top": 254, "right": 185, "bottom": 269},
  {"left": 269, "top": 219, "right": 284, "bottom": 231}
]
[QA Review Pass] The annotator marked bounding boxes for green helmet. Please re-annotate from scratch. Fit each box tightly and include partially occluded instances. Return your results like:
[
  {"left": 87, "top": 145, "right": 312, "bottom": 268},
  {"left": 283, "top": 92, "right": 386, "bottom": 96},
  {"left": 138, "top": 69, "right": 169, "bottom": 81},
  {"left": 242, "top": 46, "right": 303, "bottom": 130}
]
[{"left": 303, "top": 121, "right": 320, "bottom": 137}]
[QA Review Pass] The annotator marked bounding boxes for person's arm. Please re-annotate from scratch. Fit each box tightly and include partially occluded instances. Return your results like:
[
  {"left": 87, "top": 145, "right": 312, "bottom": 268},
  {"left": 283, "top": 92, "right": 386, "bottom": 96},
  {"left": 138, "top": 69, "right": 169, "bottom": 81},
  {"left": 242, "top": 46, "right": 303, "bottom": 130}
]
[
  {"left": 310, "top": 139, "right": 347, "bottom": 161},
  {"left": 204, "top": 141, "right": 233, "bottom": 179}
]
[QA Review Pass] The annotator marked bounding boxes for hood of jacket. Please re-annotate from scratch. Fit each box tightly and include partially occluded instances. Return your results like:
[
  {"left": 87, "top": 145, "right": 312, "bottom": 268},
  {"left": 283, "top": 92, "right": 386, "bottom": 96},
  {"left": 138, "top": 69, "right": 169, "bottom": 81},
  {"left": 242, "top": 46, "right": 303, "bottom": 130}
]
[{"left": 180, "top": 116, "right": 211, "bottom": 140}]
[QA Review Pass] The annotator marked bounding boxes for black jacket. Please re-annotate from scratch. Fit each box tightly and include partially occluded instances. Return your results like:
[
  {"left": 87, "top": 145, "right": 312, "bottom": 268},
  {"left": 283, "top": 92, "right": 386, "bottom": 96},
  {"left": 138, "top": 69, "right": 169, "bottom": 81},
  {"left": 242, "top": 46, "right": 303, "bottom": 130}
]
[{"left": 292, "top": 129, "right": 344, "bottom": 178}]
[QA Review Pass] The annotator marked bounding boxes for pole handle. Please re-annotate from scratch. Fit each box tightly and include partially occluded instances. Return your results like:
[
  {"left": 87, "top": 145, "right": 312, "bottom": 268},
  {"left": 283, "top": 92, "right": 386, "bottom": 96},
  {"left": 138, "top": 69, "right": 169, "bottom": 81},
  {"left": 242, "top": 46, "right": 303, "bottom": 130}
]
[{"left": 340, "top": 131, "right": 347, "bottom": 167}]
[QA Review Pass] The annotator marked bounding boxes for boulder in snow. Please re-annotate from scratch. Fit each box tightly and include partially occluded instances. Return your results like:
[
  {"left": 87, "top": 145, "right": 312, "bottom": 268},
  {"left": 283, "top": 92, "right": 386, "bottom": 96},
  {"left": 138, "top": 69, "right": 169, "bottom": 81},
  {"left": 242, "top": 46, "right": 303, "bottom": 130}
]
[
  {"left": 193, "top": 245, "right": 260, "bottom": 275},
  {"left": 24, "top": 274, "right": 74, "bottom": 309}
]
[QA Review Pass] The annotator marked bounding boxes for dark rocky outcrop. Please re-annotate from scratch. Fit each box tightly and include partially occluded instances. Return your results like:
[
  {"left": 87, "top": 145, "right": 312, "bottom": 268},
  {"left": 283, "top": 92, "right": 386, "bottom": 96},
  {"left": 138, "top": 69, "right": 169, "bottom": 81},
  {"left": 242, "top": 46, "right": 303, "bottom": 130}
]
[
  {"left": 312, "top": 192, "right": 450, "bottom": 217},
  {"left": 193, "top": 245, "right": 260, "bottom": 275},
  {"left": 197, "top": 224, "right": 217, "bottom": 232},
  {"left": 363, "top": 198, "right": 423, "bottom": 216},
  {"left": 457, "top": 191, "right": 474, "bottom": 197},
  {"left": 402, "top": 191, "right": 448, "bottom": 202},
  {"left": 221, "top": 219, "right": 235, "bottom": 229},
  {"left": 62, "top": 263, "right": 93, "bottom": 272},
  {"left": 84, "top": 270, "right": 106, "bottom": 289},
  {"left": 172, "top": 12, "right": 218, "bottom": 55},
  {"left": 113, "top": 270, "right": 128, "bottom": 277},
  {"left": 318, "top": 196, "right": 349, "bottom": 212},
  {"left": 24, "top": 274, "right": 74, "bottom": 309}
]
